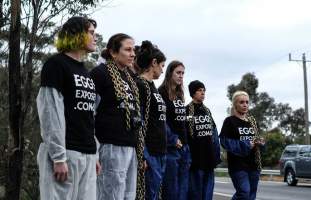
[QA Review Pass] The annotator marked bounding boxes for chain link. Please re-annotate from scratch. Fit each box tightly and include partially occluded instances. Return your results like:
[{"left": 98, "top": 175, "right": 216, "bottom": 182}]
[
  {"left": 106, "top": 60, "right": 145, "bottom": 199},
  {"left": 247, "top": 114, "right": 262, "bottom": 170},
  {"left": 187, "top": 102, "right": 216, "bottom": 138}
]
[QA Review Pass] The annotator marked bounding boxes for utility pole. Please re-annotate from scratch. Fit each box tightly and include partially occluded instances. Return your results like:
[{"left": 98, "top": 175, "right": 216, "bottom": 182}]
[{"left": 289, "top": 53, "right": 310, "bottom": 145}]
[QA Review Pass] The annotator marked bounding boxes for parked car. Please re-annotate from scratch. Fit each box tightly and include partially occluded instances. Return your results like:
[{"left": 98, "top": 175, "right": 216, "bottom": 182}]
[{"left": 279, "top": 144, "right": 311, "bottom": 186}]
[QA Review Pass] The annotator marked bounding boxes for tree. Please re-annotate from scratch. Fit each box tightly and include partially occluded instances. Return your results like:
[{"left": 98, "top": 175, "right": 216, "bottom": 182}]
[
  {"left": 227, "top": 72, "right": 276, "bottom": 131},
  {"left": 261, "top": 128, "right": 287, "bottom": 168},
  {"left": 7, "top": 1, "right": 22, "bottom": 200},
  {"left": 274, "top": 104, "right": 307, "bottom": 144},
  {"left": 1, "top": 1, "right": 110, "bottom": 199}
]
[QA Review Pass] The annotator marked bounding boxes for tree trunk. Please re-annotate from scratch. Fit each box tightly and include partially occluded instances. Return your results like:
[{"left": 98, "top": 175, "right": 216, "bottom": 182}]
[{"left": 6, "top": 0, "right": 24, "bottom": 199}]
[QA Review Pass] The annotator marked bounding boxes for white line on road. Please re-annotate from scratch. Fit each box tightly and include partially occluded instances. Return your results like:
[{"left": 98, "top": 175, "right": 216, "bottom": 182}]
[
  {"left": 215, "top": 181, "right": 230, "bottom": 184},
  {"left": 214, "top": 192, "right": 262, "bottom": 200},
  {"left": 214, "top": 192, "right": 232, "bottom": 197}
]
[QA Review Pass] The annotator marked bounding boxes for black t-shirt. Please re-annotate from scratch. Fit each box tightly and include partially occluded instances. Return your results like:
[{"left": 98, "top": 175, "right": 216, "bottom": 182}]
[
  {"left": 220, "top": 116, "right": 257, "bottom": 171},
  {"left": 137, "top": 79, "right": 167, "bottom": 155},
  {"left": 158, "top": 86, "right": 187, "bottom": 145},
  {"left": 40, "top": 53, "right": 96, "bottom": 154},
  {"left": 90, "top": 64, "right": 138, "bottom": 147},
  {"left": 186, "top": 103, "right": 216, "bottom": 171}
]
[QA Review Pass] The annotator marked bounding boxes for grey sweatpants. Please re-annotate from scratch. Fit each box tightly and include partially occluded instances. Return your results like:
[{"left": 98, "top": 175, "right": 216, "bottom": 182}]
[
  {"left": 37, "top": 143, "right": 97, "bottom": 200},
  {"left": 97, "top": 144, "right": 137, "bottom": 200}
]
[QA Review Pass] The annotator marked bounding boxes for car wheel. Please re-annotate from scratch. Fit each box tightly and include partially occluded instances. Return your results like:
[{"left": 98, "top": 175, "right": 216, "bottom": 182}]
[{"left": 285, "top": 169, "right": 298, "bottom": 186}]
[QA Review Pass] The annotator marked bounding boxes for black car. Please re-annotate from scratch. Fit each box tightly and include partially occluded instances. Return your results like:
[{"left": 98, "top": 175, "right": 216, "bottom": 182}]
[{"left": 279, "top": 144, "right": 311, "bottom": 186}]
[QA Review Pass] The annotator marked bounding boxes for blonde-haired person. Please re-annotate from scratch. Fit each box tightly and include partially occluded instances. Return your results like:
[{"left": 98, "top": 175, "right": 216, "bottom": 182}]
[
  {"left": 158, "top": 61, "right": 191, "bottom": 200},
  {"left": 219, "top": 90, "right": 265, "bottom": 200},
  {"left": 36, "top": 16, "right": 100, "bottom": 200}
]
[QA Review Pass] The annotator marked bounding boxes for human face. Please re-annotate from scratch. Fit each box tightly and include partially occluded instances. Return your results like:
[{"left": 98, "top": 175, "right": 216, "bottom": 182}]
[
  {"left": 192, "top": 88, "right": 205, "bottom": 103},
  {"left": 112, "top": 38, "right": 135, "bottom": 68},
  {"left": 171, "top": 65, "right": 184, "bottom": 86},
  {"left": 152, "top": 61, "right": 165, "bottom": 80},
  {"left": 234, "top": 95, "right": 249, "bottom": 114},
  {"left": 85, "top": 24, "right": 97, "bottom": 52}
]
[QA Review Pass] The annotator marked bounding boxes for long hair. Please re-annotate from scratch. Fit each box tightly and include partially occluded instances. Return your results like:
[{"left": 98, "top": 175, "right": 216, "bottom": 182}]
[{"left": 159, "top": 60, "right": 184, "bottom": 101}]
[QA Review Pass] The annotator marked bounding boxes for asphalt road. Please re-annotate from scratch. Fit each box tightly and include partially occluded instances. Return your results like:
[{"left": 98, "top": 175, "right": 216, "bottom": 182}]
[{"left": 213, "top": 177, "right": 311, "bottom": 200}]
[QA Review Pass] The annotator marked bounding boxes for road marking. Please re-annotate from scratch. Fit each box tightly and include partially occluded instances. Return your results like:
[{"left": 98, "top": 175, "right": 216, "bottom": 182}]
[
  {"left": 214, "top": 192, "right": 262, "bottom": 200},
  {"left": 215, "top": 181, "right": 230, "bottom": 184},
  {"left": 214, "top": 192, "right": 232, "bottom": 197}
]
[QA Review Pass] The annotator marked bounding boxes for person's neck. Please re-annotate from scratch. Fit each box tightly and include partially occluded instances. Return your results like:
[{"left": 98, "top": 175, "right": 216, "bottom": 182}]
[
  {"left": 115, "top": 61, "right": 126, "bottom": 71},
  {"left": 141, "top": 71, "right": 153, "bottom": 81},
  {"left": 235, "top": 112, "right": 247, "bottom": 121},
  {"left": 172, "top": 82, "right": 177, "bottom": 90},
  {"left": 65, "top": 50, "right": 84, "bottom": 62},
  {"left": 192, "top": 99, "right": 202, "bottom": 104}
]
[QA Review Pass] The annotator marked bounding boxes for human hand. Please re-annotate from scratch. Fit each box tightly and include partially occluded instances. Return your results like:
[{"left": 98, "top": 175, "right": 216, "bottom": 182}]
[
  {"left": 96, "top": 160, "right": 101, "bottom": 176},
  {"left": 143, "top": 160, "right": 148, "bottom": 171},
  {"left": 176, "top": 139, "right": 183, "bottom": 149},
  {"left": 53, "top": 162, "right": 68, "bottom": 182},
  {"left": 249, "top": 141, "right": 255, "bottom": 149},
  {"left": 255, "top": 137, "right": 265, "bottom": 146}
]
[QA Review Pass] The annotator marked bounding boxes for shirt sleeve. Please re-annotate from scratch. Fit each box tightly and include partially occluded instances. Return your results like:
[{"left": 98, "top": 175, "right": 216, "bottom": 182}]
[
  {"left": 36, "top": 87, "right": 66, "bottom": 162},
  {"left": 219, "top": 117, "right": 251, "bottom": 157},
  {"left": 40, "top": 57, "right": 64, "bottom": 92}
]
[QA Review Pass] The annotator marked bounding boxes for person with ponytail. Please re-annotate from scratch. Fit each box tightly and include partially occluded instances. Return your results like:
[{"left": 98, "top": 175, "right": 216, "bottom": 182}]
[
  {"left": 90, "top": 33, "right": 142, "bottom": 200},
  {"left": 158, "top": 61, "right": 191, "bottom": 200},
  {"left": 186, "top": 80, "right": 221, "bottom": 200},
  {"left": 219, "top": 90, "right": 265, "bottom": 200},
  {"left": 135, "top": 40, "right": 167, "bottom": 200},
  {"left": 36, "top": 16, "right": 100, "bottom": 200}
]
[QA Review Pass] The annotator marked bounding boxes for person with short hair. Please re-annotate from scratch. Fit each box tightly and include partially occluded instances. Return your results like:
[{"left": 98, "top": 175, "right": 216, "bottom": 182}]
[
  {"left": 158, "top": 61, "right": 191, "bottom": 200},
  {"left": 36, "top": 16, "right": 100, "bottom": 200},
  {"left": 186, "top": 80, "right": 221, "bottom": 200},
  {"left": 90, "top": 33, "right": 141, "bottom": 200},
  {"left": 219, "top": 90, "right": 265, "bottom": 200},
  {"left": 135, "top": 40, "right": 167, "bottom": 200}
]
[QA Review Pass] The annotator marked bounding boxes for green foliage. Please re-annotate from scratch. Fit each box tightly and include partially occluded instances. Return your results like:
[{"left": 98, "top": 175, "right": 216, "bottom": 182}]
[
  {"left": 261, "top": 128, "right": 287, "bottom": 168},
  {"left": 1, "top": 0, "right": 109, "bottom": 199},
  {"left": 227, "top": 72, "right": 276, "bottom": 131}
]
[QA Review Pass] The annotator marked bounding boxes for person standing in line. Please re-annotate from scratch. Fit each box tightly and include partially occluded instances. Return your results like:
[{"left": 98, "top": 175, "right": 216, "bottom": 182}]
[
  {"left": 135, "top": 40, "right": 167, "bottom": 200},
  {"left": 186, "top": 80, "right": 221, "bottom": 200},
  {"left": 219, "top": 91, "right": 265, "bottom": 200},
  {"left": 158, "top": 61, "right": 191, "bottom": 200},
  {"left": 90, "top": 33, "right": 142, "bottom": 200},
  {"left": 36, "top": 16, "right": 100, "bottom": 200}
]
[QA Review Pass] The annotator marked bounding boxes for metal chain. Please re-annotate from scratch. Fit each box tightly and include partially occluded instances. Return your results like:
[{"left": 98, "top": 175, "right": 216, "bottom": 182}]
[
  {"left": 247, "top": 114, "right": 262, "bottom": 170},
  {"left": 187, "top": 102, "right": 216, "bottom": 138},
  {"left": 139, "top": 77, "right": 151, "bottom": 138},
  {"left": 106, "top": 60, "right": 132, "bottom": 131}
]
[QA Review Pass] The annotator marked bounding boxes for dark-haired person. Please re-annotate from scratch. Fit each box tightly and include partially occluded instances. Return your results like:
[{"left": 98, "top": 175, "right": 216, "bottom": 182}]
[
  {"left": 135, "top": 40, "right": 167, "bottom": 200},
  {"left": 90, "top": 33, "right": 142, "bottom": 200},
  {"left": 36, "top": 16, "right": 100, "bottom": 200},
  {"left": 220, "top": 91, "right": 265, "bottom": 200},
  {"left": 158, "top": 61, "right": 191, "bottom": 200},
  {"left": 186, "top": 80, "right": 221, "bottom": 200}
]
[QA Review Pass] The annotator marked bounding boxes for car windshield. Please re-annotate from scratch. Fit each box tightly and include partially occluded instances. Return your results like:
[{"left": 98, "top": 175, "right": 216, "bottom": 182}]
[{"left": 282, "top": 147, "right": 298, "bottom": 157}]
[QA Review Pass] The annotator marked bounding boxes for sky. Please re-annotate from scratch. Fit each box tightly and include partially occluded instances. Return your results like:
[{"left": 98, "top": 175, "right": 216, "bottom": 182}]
[{"left": 91, "top": 0, "right": 311, "bottom": 129}]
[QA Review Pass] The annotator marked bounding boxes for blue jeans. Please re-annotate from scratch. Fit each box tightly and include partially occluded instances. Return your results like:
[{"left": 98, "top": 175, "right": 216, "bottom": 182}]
[
  {"left": 229, "top": 170, "right": 260, "bottom": 200},
  {"left": 162, "top": 145, "right": 191, "bottom": 200},
  {"left": 188, "top": 170, "right": 215, "bottom": 200},
  {"left": 145, "top": 154, "right": 166, "bottom": 200}
]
